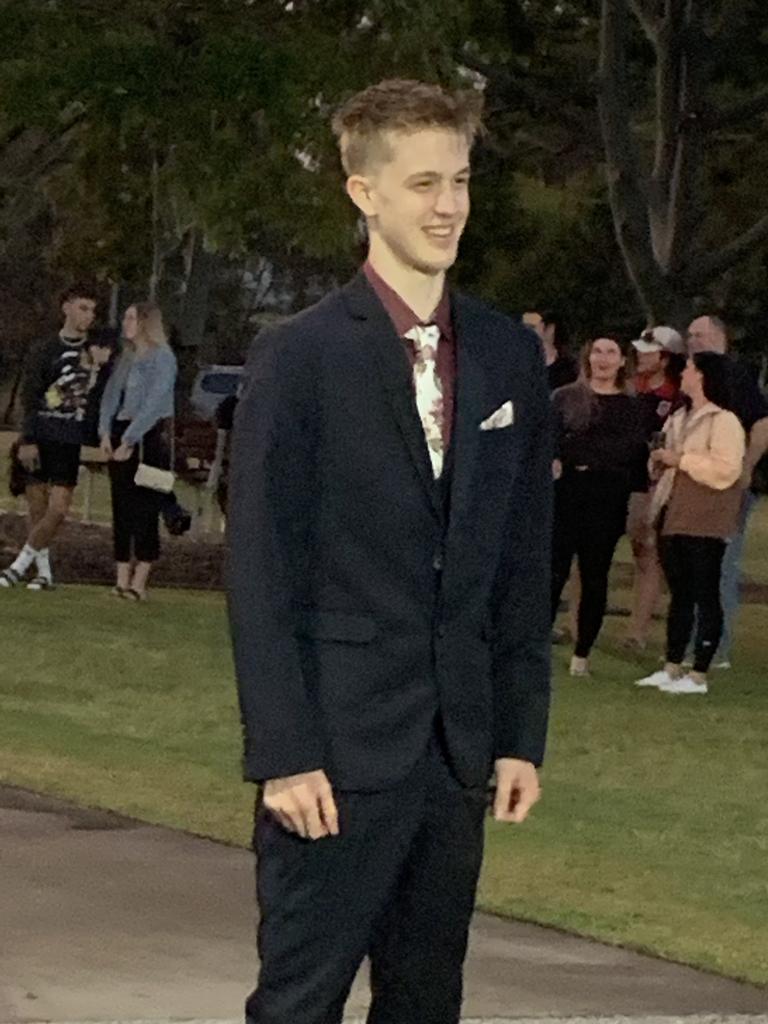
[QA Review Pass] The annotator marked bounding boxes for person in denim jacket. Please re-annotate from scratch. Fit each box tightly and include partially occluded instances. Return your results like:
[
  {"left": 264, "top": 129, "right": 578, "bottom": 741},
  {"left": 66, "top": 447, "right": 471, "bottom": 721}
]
[{"left": 99, "top": 302, "right": 177, "bottom": 600}]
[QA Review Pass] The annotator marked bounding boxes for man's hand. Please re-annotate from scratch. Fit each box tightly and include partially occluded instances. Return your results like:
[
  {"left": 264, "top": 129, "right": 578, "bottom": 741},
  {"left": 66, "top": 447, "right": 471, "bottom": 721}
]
[
  {"left": 263, "top": 769, "right": 339, "bottom": 840},
  {"left": 88, "top": 344, "right": 112, "bottom": 368},
  {"left": 493, "top": 758, "right": 541, "bottom": 824},
  {"left": 100, "top": 436, "right": 113, "bottom": 459},
  {"left": 17, "top": 443, "right": 39, "bottom": 472}
]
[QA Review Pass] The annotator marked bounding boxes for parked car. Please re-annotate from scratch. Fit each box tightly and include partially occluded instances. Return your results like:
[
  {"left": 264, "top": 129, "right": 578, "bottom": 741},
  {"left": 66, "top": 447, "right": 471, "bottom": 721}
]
[{"left": 189, "top": 364, "right": 244, "bottom": 421}]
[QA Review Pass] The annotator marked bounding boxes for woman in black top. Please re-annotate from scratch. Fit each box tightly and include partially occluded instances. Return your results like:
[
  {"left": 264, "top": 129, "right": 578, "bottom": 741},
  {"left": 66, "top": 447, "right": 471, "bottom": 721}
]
[{"left": 551, "top": 335, "right": 648, "bottom": 676}]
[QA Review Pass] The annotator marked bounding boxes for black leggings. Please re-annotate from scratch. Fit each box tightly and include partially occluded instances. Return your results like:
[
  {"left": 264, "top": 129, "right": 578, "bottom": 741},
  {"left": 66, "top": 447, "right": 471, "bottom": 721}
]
[
  {"left": 108, "top": 422, "right": 169, "bottom": 564},
  {"left": 659, "top": 534, "right": 726, "bottom": 673},
  {"left": 551, "top": 470, "right": 630, "bottom": 658}
]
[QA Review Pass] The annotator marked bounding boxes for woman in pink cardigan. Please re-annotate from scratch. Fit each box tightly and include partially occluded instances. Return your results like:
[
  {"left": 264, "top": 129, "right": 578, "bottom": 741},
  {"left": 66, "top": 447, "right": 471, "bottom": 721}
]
[{"left": 635, "top": 352, "right": 745, "bottom": 695}]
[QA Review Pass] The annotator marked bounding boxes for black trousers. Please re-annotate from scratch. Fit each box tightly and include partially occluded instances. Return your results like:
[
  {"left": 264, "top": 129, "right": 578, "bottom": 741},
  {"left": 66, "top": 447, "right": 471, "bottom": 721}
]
[
  {"left": 551, "top": 470, "right": 630, "bottom": 658},
  {"left": 659, "top": 534, "right": 726, "bottom": 673},
  {"left": 246, "top": 735, "right": 487, "bottom": 1024},
  {"left": 108, "top": 422, "right": 168, "bottom": 563}
]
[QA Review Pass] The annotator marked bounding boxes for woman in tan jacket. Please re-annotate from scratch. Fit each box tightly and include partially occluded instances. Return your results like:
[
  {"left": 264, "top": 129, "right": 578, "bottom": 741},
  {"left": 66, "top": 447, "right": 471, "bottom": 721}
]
[{"left": 635, "top": 352, "right": 745, "bottom": 694}]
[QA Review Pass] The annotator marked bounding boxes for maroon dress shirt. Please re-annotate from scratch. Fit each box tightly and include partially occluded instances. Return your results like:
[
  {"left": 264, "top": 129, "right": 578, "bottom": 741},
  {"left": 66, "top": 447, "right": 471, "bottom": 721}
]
[{"left": 363, "top": 262, "right": 457, "bottom": 450}]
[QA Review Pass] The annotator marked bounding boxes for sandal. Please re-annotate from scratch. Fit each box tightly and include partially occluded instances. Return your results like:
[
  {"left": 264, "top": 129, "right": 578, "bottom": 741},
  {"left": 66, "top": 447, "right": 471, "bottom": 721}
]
[
  {"left": 124, "top": 588, "right": 147, "bottom": 602},
  {"left": 111, "top": 585, "right": 128, "bottom": 597}
]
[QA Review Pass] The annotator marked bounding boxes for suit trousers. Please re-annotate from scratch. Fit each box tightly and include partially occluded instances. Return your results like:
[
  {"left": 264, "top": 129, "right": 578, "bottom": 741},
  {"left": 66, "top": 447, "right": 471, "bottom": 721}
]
[{"left": 246, "top": 732, "right": 487, "bottom": 1024}]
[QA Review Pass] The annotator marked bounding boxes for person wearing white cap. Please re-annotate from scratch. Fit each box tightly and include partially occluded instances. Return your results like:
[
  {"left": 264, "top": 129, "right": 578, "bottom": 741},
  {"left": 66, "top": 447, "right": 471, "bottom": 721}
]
[{"left": 623, "top": 326, "right": 686, "bottom": 650}]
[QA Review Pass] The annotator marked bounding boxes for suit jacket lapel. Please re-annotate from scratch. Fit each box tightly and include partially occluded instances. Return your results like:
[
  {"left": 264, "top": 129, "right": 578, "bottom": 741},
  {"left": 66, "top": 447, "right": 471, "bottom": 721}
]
[
  {"left": 342, "top": 273, "right": 444, "bottom": 523},
  {"left": 448, "top": 293, "right": 492, "bottom": 528}
]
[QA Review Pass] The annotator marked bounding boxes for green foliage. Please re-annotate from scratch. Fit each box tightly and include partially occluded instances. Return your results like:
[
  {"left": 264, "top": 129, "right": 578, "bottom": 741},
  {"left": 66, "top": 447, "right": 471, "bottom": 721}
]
[{"left": 1, "top": 0, "right": 768, "bottom": 342}]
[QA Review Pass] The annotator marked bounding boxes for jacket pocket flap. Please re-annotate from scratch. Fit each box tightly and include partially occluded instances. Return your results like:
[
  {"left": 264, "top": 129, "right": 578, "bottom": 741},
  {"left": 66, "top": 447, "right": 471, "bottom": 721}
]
[{"left": 297, "top": 610, "right": 378, "bottom": 644}]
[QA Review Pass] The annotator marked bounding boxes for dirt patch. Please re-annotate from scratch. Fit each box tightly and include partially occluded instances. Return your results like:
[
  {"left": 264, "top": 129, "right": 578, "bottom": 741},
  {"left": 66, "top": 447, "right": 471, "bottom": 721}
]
[
  {"left": 0, "top": 511, "right": 224, "bottom": 590},
  {"left": 2, "top": 510, "right": 767, "bottom": 602}
]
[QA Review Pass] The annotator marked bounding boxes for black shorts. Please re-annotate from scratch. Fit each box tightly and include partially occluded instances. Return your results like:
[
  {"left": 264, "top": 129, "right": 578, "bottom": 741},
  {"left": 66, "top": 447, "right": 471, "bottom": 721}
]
[{"left": 28, "top": 440, "right": 82, "bottom": 489}]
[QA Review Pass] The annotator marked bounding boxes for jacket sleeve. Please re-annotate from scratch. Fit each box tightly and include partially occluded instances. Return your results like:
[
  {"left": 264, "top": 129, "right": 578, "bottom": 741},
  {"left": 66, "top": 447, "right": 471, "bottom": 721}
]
[
  {"left": 489, "top": 330, "right": 552, "bottom": 766},
  {"left": 19, "top": 341, "right": 54, "bottom": 443},
  {"left": 121, "top": 349, "right": 177, "bottom": 447},
  {"left": 226, "top": 327, "right": 326, "bottom": 783},
  {"left": 680, "top": 411, "right": 745, "bottom": 490}
]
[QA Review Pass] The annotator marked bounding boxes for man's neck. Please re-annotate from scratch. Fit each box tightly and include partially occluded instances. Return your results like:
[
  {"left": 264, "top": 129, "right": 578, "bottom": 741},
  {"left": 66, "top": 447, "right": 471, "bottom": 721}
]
[
  {"left": 367, "top": 244, "right": 445, "bottom": 323},
  {"left": 60, "top": 326, "right": 86, "bottom": 342},
  {"left": 542, "top": 340, "right": 558, "bottom": 367},
  {"left": 642, "top": 369, "right": 667, "bottom": 391}
]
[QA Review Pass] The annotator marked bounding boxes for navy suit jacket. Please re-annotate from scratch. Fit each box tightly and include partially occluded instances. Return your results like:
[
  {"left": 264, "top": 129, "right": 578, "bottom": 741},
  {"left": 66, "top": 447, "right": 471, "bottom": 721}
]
[{"left": 227, "top": 272, "right": 552, "bottom": 790}]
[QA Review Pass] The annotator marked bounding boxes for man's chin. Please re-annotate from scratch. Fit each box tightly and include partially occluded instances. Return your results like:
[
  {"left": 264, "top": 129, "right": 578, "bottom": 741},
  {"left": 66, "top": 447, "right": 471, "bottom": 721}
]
[{"left": 413, "top": 250, "right": 459, "bottom": 276}]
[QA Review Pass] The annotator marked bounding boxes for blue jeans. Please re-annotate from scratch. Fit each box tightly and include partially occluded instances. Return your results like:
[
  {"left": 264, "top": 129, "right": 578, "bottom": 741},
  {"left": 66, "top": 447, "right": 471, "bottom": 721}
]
[
  {"left": 716, "top": 490, "right": 758, "bottom": 662},
  {"left": 685, "top": 491, "right": 758, "bottom": 664}
]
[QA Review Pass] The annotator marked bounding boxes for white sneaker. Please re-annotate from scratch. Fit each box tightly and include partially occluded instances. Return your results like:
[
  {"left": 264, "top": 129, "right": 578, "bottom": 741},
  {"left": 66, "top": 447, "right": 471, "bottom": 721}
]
[
  {"left": 634, "top": 669, "right": 674, "bottom": 688},
  {"left": 712, "top": 660, "right": 731, "bottom": 670},
  {"left": 659, "top": 675, "right": 708, "bottom": 695},
  {"left": 569, "top": 656, "right": 591, "bottom": 677}
]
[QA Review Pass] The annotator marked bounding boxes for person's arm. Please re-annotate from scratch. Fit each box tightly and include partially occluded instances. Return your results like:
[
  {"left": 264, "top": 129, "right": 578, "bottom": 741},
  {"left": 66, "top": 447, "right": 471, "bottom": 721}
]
[
  {"left": 98, "top": 354, "right": 128, "bottom": 440},
  {"left": 205, "top": 429, "right": 227, "bottom": 490},
  {"left": 678, "top": 412, "right": 746, "bottom": 489},
  {"left": 227, "top": 326, "right": 336, "bottom": 839},
  {"left": 19, "top": 341, "right": 54, "bottom": 444},
  {"left": 550, "top": 387, "right": 565, "bottom": 479},
  {"left": 744, "top": 416, "right": 768, "bottom": 481},
  {"left": 488, "top": 331, "right": 552, "bottom": 822},
  {"left": 120, "top": 350, "right": 177, "bottom": 447}
]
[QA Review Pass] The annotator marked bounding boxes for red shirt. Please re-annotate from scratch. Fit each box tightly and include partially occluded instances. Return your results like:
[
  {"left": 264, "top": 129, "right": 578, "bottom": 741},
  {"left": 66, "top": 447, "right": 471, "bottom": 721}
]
[
  {"left": 632, "top": 374, "right": 678, "bottom": 400},
  {"left": 363, "top": 262, "right": 457, "bottom": 449}
]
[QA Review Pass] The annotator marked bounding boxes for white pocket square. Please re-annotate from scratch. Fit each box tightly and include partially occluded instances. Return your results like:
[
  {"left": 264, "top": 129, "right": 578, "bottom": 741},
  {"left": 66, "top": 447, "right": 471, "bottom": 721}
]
[{"left": 479, "top": 400, "right": 514, "bottom": 431}]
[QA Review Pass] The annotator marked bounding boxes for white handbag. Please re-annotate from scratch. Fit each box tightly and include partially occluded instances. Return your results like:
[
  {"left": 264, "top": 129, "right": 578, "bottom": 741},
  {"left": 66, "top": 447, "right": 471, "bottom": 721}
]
[
  {"left": 134, "top": 462, "right": 175, "bottom": 493},
  {"left": 134, "top": 422, "right": 176, "bottom": 494}
]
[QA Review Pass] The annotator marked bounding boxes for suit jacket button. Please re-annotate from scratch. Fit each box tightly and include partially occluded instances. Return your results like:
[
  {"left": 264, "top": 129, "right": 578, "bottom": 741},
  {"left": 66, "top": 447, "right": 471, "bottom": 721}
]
[
  {"left": 436, "top": 624, "right": 447, "bottom": 638},
  {"left": 432, "top": 552, "right": 443, "bottom": 571}
]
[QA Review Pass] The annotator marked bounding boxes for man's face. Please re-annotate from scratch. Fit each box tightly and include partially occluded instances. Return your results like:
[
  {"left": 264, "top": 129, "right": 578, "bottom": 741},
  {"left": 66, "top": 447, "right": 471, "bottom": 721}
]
[
  {"left": 523, "top": 312, "right": 545, "bottom": 341},
  {"left": 351, "top": 128, "right": 471, "bottom": 275},
  {"left": 687, "top": 316, "right": 726, "bottom": 355},
  {"left": 635, "top": 349, "right": 664, "bottom": 376},
  {"left": 62, "top": 297, "right": 96, "bottom": 335}
]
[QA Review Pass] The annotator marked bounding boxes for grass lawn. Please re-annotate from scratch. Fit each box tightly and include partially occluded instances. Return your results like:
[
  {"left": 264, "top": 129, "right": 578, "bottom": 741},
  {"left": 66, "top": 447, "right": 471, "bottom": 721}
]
[{"left": 1, "top": 581, "right": 766, "bottom": 986}]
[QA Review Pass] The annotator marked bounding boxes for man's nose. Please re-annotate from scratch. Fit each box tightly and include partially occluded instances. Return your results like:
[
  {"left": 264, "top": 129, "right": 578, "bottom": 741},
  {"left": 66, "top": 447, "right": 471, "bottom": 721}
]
[{"left": 433, "top": 183, "right": 459, "bottom": 216}]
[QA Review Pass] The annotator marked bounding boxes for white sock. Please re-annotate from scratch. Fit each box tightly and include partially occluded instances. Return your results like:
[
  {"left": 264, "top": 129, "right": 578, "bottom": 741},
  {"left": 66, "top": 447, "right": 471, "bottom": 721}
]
[
  {"left": 35, "top": 548, "right": 52, "bottom": 581},
  {"left": 10, "top": 544, "right": 38, "bottom": 577}
]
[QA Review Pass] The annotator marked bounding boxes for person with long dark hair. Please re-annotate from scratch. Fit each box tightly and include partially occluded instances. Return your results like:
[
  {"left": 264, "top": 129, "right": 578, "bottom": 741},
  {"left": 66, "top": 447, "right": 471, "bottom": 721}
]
[
  {"left": 635, "top": 352, "right": 745, "bottom": 694},
  {"left": 98, "top": 301, "right": 177, "bottom": 600},
  {"left": 551, "top": 334, "right": 647, "bottom": 676}
]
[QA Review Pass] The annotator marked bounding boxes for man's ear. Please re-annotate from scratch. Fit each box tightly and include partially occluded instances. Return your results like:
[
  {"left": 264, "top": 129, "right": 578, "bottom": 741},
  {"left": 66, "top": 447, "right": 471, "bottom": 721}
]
[{"left": 346, "top": 175, "right": 377, "bottom": 219}]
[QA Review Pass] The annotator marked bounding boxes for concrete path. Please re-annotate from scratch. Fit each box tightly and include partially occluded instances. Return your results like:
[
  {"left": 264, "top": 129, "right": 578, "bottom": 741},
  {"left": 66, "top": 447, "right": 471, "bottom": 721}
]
[{"left": 1, "top": 786, "right": 765, "bottom": 1024}]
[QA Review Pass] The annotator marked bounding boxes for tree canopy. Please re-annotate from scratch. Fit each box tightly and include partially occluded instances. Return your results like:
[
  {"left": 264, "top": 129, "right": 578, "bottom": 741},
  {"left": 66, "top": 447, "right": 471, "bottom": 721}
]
[{"left": 1, "top": 0, "right": 767, "bottom": 371}]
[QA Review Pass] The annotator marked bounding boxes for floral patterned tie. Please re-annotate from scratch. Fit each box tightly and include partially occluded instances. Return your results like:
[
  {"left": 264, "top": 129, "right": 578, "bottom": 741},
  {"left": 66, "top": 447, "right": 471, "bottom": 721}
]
[{"left": 405, "top": 324, "right": 444, "bottom": 479}]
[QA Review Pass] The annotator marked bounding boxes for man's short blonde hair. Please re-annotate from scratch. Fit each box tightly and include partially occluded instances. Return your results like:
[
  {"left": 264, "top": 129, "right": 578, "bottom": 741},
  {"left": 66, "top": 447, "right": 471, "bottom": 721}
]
[{"left": 332, "top": 79, "right": 484, "bottom": 175}]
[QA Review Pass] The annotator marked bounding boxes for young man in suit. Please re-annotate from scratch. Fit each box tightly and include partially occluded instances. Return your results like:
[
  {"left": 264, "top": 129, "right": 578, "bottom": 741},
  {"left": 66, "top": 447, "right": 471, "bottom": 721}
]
[{"left": 228, "top": 79, "right": 552, "bottom": 1024}]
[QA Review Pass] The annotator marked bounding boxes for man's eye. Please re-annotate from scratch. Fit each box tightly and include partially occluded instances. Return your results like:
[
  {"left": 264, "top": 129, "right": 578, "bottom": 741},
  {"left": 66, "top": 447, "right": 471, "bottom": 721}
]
[{"left": 413, "top": 181, "right": 433, "bottom": 190}]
